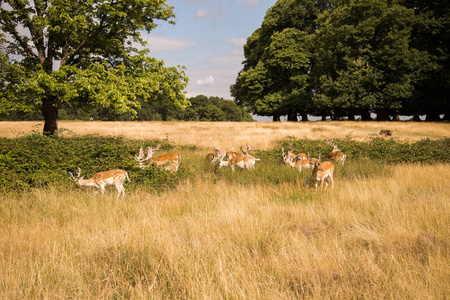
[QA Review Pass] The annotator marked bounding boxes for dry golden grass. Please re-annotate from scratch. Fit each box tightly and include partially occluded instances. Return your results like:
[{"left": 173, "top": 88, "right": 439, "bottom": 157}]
[
  {"left": 0, "top": 164, "right": 448, "bottom": 299},
  {"left": 0, "top": 121, "right": 449, "bottom": 299},
  {"left": 1, "top": 120, "right": 449, "bottom": 149}
]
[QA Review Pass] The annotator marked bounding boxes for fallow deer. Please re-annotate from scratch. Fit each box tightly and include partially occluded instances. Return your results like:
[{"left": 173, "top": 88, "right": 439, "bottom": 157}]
[
  {"left": 135, "top": 144, "right": 182, "bottom": 172},
  {"left": 311, "top": 154, "right": 335, "bottom": 190},
  {"left": 282, "top": 149, "right": 315, "bottom": 172},
  {"left": 228, "top": 143, "right": 260, "bottom": 171},
  {"left": 326, "top": 140, "right": 347, "bottom": 165},
  {"left": 68, "top": 167, "right": 130, "bottom": 197}
]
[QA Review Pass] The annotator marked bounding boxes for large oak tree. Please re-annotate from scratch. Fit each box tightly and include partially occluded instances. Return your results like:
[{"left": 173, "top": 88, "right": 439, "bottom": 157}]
[{"left": 0, "top": 0, "right": 188, "bottom": 135}]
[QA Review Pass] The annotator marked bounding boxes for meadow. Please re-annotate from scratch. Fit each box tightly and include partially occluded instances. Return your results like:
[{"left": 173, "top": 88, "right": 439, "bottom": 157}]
[{"left": 0, "top": 121, "right": 449, "bottom": 299}]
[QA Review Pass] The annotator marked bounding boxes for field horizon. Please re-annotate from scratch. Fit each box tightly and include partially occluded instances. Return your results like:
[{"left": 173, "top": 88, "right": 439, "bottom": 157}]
[{"left": 0, "top": 121, "right": 448, "bottom": 299}]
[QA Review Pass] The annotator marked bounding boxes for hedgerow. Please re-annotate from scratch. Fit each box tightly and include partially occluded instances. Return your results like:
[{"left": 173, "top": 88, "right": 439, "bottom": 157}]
[
  {"left": 0, "top": 133, "right": 188, "bottom": 192},
  {"left": 0, "top": 132, "right": 448, "bottom": 192}
]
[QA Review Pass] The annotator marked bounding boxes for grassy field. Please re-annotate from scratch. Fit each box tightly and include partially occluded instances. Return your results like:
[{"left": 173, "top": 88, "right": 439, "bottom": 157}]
[{"left": 0, "top": 121, "right": 449, "bottom": 299}]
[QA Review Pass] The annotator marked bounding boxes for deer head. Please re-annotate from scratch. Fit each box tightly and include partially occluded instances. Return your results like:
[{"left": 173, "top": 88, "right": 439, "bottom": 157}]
[{"left": 68, "top": 167, "right": 83, "bottom": 184}]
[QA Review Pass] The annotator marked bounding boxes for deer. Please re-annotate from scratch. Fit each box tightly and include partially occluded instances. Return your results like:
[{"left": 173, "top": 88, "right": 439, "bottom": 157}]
[
  {"left": 282, "top": 149, "right": 315, "bottom": 172},
  {"left": 134, "top": 144, "right": 182, "bottom": 172},
  {"left": 228, "top": 143, "right": 260, "bottom": 171},
  {"left": 213, "top": 149, "right": 230, "bottom": 169},
  {"left": 326, "top": 140, "right": 347, "bottom": 165},
  {"left": 225, "top": 147, "right": 239, "bottom": 160},
  {"left": 311, "top": 153, "right": 335, "bottom": 190},
  {"left": 206, "top": 148, "right": 226, "bottom": 165},
  {"left": 285, "top": 141, "right": 307, "bottom": 161},
  {"left": 68, "top": 167, "right": 130, "bottom": 197}
]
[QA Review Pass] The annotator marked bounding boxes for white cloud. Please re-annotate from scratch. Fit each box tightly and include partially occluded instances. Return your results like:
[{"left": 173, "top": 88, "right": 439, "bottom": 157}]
[
  {"left": 195, "top": 8, "right": 207, "bottom": 19},
  {"left": 196, "top": 75, "right": 215, "bottom": 85},
  {"left": 237, "top": 0, "right": 260, "bottom": 9},
  {"left": 146, "top": 34, "right": 196, "bottom": 52}
]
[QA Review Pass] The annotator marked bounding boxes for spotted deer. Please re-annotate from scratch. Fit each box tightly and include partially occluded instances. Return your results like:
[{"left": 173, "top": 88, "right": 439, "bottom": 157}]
[
  {"left": 282, "top": 149, "right": 315, "bottom": 172},
  {"left": 326, "top": 140, "right": 347, "bottom": 165},
  {"left": 285, "top": 141, "right": 307, "bottom": 161},
  {"left": 311, "top": 153, "right": 335, "bottom": 190},
  {"left": 68, "top": 167, "right": 130, "bottom": 197},
  {"left": 206, "top": 148, "right": 225, "bottom": 165},
  {"left": 135, "top": 144, "right": 181, "bottom": 172},
  {"left": 228, "top": 143, "right": 260, "bottom": 171}
]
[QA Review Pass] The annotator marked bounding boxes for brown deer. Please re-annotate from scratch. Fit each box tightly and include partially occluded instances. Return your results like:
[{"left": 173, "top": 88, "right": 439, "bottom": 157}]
[
  {"left": 135, "top": 144, "right": 181, "bottom": 172},
  {"left": 326, "top": 140, "right": 347, "bottom": 165},
  {"left": 228, "top": 143, "right": 260, "bottom": 171},
  {"left": 68, "top": 167, "right": 130, "bottom": 197},
  {"left": 311, "top": 153, "right": 335, "bottom": 190}
]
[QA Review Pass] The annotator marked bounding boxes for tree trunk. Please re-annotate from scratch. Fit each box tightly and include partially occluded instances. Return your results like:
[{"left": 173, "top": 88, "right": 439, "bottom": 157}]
[
  {"left": 287, "top": 111, "right": 298, "bottom": 122},
  {"left": 301, "top": 112, "right": 308, "bottom": 122},
  {"left": 376, "top": 109, "right": 390, "bottom": 121},
  {"left": 322, "top": 115, "right": 327, "bottom": 121},
  {"left": 42, "top": 97, "right": 58, "bottom": 136},
  {"left": 348, "top": 114, "right": 355, "bottom": 121},
  {"left": 393, "top": 110, "right": 401, "bottom": 121},
  {"left": 273, "top": 114, "right": 281, "bottom": 122},
  {"left": 361, "top": 111, "right": 372, "bottom": 121},
  {"left": 425, "top": 112, "right": 441, "bottom": 121},
  {"left": 413, "top": 114, "right": 421, "bottom": 122}
]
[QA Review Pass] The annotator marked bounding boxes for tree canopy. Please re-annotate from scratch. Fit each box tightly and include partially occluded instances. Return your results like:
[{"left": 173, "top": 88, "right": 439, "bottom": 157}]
[
  {"left": 0, "top": 0, "right": 189, "bottom": 134},
  {"left": 232, "top": 0, "right": 449, "bottom": 121}
]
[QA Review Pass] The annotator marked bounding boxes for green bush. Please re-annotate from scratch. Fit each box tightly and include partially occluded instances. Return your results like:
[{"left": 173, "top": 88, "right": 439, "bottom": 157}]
[
  {"left": 0, "top": 133, "right": 447, "bottom": 193},
  {"left": 0, "top": 133, "right": 185, "bottom": 192}
]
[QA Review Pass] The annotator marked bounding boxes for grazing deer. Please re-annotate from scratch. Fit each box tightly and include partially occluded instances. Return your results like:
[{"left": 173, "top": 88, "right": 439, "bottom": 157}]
[
  {"left": 228, "top": 143, "right": 260, "bottom": 171},
  {"left": 206, "top": 148, "right": 225, "bottom": 165},
  {"left": 285, "top": 141, "right": 307, "bottom": 161},
  {"left": 135, "top": 144, "right": 182, "bottom": 172},
  {"left": 214, "top": 149, "right": 230, "bottom": 169},
  {"left": 282, "top": 149, "right": 315, "bottom": 172},
  {"left": 68, "top": 167, "right": 130, "bottom": 197},
  {"left": 311, "top": 154, "right": 335, "bottom": 190},
  {"left": 225, "top": 147, "right": 239, "bottom": 160},
  {"left": 326, "top": 140, "right": 347, "bottom": 165}
]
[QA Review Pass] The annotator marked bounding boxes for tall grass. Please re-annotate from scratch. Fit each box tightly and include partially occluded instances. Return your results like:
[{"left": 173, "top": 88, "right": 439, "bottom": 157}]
[
  {"left": 0, "top": 122, "right": 448, "bottom": 298},
  {"left": 1, "top": 120, "right": 449, "bottom": 149},
  {"left": 0, "top": 165, "right": 448, "bottom": 298}
]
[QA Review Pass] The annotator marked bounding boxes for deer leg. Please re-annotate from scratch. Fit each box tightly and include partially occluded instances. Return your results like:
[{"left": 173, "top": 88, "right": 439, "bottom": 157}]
[{"left": 329, "top": 175, "right": 334, "bottom": 189}]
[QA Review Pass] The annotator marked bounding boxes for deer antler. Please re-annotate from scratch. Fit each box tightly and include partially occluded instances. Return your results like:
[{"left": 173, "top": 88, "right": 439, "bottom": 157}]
[
  {"left": 240, "top": 146, "right": 247, "bottom": 155},
  {"left": 325, "top": 140, "right": 335, "bottom": 146},
  {"left": 155, "top": 143, "right": 161, "bottom": 151},
  {"left": 246, "top": 143, "right": 251, "bottom": 153},
  {"left": 68, "top": 167, "right": 82, "bottom": 181}
]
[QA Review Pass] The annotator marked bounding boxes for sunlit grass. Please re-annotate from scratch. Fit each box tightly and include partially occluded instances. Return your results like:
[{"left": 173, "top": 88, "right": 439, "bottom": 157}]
[
  {"left": 1, "top": 120, "right": 449, "bottom": 149},
  {"left": 0, "top": 122, "right": 449, "bottom": 298}
]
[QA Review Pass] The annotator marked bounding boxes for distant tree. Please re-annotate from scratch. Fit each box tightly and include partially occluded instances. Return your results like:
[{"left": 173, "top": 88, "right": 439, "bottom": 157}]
[
  {"left": 400, "top": 0, "right": 450, "bottom": 121},
  {"left": 0, "top": 0, "right": 188, "bottom": 135},
  {"left": 232, "top": 0, "right": 328, "bottom": 121},
  {"left": 312, "top": 0, "right": 432, "bottom": 120}
]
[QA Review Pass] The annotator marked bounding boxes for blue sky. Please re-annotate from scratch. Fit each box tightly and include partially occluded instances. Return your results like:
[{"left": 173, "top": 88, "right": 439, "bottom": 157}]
[{"left": 141, "top": 0, "right": 277, "bottom": 99}]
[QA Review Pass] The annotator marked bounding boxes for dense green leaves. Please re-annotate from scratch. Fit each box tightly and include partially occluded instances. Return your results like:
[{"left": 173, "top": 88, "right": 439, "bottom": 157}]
[
  {"left": 0, "top": 0, "right": 188, "bottom": 134},
  {"left": 1, "top": 132, "right": 447, "bottom": 192},
  {"left": 233, "top": 0, "right": 449, "bottom": 121}
]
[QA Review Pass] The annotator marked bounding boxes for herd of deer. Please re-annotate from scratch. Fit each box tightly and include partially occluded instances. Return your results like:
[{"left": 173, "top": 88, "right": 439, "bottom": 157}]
[{"left": 68, "top": 141, "right": 347, "bottom": 197}]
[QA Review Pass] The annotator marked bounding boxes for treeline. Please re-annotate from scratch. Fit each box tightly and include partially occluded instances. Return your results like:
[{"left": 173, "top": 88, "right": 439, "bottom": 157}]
[
  {"left": 231, "top": 0, "right": 449, "bottom": 121},
  {"left": 0, "top": 95, "right": 254, "bottom": 122}
]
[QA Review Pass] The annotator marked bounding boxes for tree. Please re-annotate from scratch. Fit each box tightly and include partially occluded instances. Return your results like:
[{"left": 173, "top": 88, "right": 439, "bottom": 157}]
[
  {"left": 312, "top": 0, "right": 429, "bottom": 120},
  {"left": 231, "top": 0, "right": 328, "bottom": 121},
  {"left": 0, "top": 0, "right": 188, "bottom": 135}
]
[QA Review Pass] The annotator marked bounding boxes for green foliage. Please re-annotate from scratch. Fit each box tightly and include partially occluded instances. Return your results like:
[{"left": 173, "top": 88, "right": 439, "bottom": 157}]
[
  {"left": 233, "top": 0, "right": 449, "bottom": 121},
  {"left": 0, "top": 0, "right": 188, "bottom": 135},
  {"left": 0, "top": 132, "right": 187, "bottom": 193},
  {"left": 0, "top": 130, "right": 447, "bottom": 193},
  {"left": 282, "top": 136, "right": 449, "bottom": 164}
]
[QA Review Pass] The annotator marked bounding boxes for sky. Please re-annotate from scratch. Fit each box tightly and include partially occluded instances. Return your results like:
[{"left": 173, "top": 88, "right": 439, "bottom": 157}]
[{"left": 142, "top": 0, "right": 278, "bottom": 100}]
